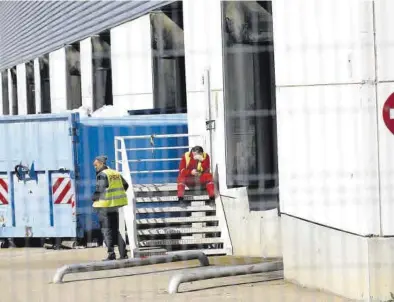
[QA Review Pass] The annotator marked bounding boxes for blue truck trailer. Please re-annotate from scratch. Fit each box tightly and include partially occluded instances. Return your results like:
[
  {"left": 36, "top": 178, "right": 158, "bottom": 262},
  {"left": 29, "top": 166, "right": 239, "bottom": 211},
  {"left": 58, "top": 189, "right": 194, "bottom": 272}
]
[{"left": 0, "top": 112, "right": 188, "bottom": 247}]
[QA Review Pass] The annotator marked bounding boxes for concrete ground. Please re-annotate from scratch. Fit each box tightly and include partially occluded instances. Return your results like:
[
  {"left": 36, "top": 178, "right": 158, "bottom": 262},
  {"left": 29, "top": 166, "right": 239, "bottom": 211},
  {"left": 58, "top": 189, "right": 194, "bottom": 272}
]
[{"left": 0, "top": 248, "right": 354, "bottom": 302}]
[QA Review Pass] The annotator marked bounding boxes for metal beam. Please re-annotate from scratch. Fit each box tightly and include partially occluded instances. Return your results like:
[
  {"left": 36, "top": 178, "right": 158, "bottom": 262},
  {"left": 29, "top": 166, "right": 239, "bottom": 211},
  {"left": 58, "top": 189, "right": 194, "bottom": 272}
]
[
  {"left": 53, "top": 251, "right": 210, "bottom": 284},
  {"left": 168, "top": 261, "right": 283, "bottom": 294}
]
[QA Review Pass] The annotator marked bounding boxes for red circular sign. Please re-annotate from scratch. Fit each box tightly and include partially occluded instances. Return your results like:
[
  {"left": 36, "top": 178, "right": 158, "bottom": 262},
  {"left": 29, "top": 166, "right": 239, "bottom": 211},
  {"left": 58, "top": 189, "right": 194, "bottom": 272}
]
[{"left": 383, "top": 93, "right": 394, "bottom": 134}]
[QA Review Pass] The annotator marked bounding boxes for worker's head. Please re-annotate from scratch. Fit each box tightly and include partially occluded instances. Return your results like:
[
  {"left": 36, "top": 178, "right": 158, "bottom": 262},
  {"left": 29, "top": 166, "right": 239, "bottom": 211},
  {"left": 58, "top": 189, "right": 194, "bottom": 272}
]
[
  {"left": 93, "top": 155, "right": 108, "bottom": 171},
  {"left": 191, "top": 146, "right": 204, "bottom": 161}
]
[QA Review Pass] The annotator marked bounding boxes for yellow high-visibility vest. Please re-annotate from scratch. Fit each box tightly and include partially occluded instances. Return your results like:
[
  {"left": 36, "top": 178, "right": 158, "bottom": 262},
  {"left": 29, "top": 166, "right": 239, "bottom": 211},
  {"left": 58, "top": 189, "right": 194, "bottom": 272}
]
[
  {"left": 184, "top": 152, "right": 207, "bottom": 173},
  {"left": 93, "top": 169, "right": 128, "bottom": 208}
]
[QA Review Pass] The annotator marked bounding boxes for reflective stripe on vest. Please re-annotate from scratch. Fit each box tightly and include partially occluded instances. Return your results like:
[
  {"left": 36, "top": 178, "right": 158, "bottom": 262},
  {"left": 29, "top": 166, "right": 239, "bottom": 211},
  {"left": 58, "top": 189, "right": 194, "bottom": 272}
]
[
  {"left": 93, "top": 169, "right": 128, "bottom": 208},
  {"left": 184, "top": 151, "right": 207, "bottom": 173}
]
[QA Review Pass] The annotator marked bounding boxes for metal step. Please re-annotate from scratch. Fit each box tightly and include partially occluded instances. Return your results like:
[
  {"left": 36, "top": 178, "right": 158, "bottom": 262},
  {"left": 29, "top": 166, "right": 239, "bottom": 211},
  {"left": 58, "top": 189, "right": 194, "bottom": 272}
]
[
  {"left": 139, "top": 237, "right": 223, "bottom": 247},
  {"left": 133, "top": 183, "right": 179, "bottom": 192},
  {"left": 126, "top": 247, "right": 226, "bottom": 256},
  {"left": 136, "top": 205, "right": 215, "bottom": 214},
  {"left": 167, "top": 249, "right": 227, "bottom": 256},
  {"left": 136, "top": 195, "right": 210, "bottom": 203},
  {"left": 133, "top": 247, "right": 167, "bottom": 258},
  {"left": 136, "top": 216, "right": 219, "bottom": 225},
  {"left": 134, "top": 191, "right": 208, "bottom": 199},
  {"left": 137, "top": 226, "right": 221, "bottom": 236},
  {"left": 133, "top": 183, "right": 206, "bottom": 193}
]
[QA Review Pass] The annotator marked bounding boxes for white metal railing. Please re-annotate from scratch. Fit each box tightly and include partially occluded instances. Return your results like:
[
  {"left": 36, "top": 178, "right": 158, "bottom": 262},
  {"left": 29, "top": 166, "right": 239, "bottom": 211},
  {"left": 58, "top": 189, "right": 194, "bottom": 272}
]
[
  {"left": 114, "top": 133, "right": 206, "bottom": 255},
  {"left": 115, "top": 134, "right": 205, "bottom": 175},
  {"left": 114, "top": 136, "right": 138, "bottom": 257}
]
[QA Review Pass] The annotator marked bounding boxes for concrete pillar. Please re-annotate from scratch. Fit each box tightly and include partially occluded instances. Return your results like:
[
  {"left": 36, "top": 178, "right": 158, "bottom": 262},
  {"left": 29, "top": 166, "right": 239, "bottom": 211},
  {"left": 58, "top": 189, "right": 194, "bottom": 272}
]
[
  {"left": 49, "top": 48, "right": 67, "bottom": 113},
  {"left": 80, "top": 37, "right": 93, "bottom": 112},
  {"left": 34, "top": 58, "right": 41, "bottom": 114},
  {"left": 183, "top": 0, "right": 227, "bottom": 190},
  {"left": 111, "top": 15, "right": 154, "bottom": 112},
  {"left": 16, "top": 64, "right": 27, "bottom": 115}
]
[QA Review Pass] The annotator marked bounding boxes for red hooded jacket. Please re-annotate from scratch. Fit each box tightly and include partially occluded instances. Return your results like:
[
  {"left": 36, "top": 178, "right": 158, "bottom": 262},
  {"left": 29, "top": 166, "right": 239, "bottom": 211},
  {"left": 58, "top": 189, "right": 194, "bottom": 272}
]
[{"left": 178, "top": 152, "right": 211, "bottom": 177}]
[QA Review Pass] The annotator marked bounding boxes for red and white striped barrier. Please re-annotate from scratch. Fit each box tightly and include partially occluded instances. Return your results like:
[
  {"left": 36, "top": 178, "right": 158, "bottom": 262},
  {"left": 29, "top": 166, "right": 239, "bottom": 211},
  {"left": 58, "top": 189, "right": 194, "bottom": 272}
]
[
  {"left": 52, "top": 177, "right": 73, "bottom": 205},
  {"left": 0, "top": 178, "right": 9, "bottom": 205}
]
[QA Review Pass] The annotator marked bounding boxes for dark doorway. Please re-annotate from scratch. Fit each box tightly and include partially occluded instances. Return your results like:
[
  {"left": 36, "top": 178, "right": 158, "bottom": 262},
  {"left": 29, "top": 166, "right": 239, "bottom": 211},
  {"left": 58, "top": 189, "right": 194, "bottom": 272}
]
[
  {"left": 10, "top": 66, "right": 18, "bottom": 115},
  {"left": 222, "top": 1, "right": 278, "bottom": 208},
  {"left": 1, "top": 71, "right": 10, "bottom": 115},
  {"left": 92, "top": 31, "right": 113, "bottom": 110},
  {"left": 25, "top": 60, "right": 36, "bottom": 114},
  {"left": 39, "top": 54, "right": 51, "bottom": 113},
  {"left": 66, "top": 42, "right": 82, "bottom": 110},
  {"left": 151, "top": 1, "right": 187, "bottom": 112}
]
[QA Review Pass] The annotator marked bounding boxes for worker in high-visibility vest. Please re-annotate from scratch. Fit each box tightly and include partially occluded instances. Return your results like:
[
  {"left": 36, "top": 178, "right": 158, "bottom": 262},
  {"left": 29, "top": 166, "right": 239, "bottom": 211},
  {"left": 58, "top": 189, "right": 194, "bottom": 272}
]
[
  {"left": 92, "top": 155, "right": 129, "bottom": 261},
  {"left": 177, "top": 146, "right": 215, "bottom": 202}
]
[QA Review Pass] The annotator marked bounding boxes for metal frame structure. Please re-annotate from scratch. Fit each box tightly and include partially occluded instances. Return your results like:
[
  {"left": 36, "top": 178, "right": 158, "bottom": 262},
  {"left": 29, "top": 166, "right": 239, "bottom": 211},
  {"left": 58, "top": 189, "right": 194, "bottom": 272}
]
[
  {"left": 53, "top": 251, "right": 210, "bottom": 284},
  {"left": 115, "top": 133, "right": 205, "bottom": 174},
  {"left": 168, "top": 260, "right": 284, "bottom": 294},
  {"left": 114, "top": 133, "right": 206, "bottom": 257},
  {"left": 114, "top": 133, "right": 233, "bottom": 256}
]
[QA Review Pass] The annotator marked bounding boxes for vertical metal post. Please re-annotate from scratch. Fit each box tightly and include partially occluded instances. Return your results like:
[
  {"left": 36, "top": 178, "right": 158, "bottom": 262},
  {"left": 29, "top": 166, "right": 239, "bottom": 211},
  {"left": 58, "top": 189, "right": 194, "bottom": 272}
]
[
  {"left": 119, "top": 138, "right": 138, "bottom": 258},
  {"left": 114, "top": 138, "right": 119, "bottom": 172},
  {"left": 203, "top": 68, "right": 214, "bottom": 168},
  {"left": 114, "top": 137, "right": 138, "bottom": 258},
  {"left": 114, "top": 137, "right": 125, "bottom": 249}
]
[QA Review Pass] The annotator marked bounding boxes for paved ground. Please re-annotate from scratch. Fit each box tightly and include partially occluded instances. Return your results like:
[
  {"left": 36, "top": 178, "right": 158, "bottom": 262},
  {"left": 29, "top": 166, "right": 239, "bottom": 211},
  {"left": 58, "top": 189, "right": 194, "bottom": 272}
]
[{"left": 0, "top": 248, "right": 354, "bottom": 302}]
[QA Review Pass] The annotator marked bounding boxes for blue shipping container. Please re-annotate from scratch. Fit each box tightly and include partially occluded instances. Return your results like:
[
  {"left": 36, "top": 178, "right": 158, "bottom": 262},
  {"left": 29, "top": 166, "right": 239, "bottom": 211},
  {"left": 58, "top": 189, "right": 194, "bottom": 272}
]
[{"left": 0, "top": 112, "right": 188, "bottom": 241}]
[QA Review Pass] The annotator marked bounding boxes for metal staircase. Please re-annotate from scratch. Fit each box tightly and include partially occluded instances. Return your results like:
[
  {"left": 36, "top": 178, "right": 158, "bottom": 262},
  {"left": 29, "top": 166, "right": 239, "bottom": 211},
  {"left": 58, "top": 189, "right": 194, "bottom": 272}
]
[{"left": 114, "top": 134, "right": 232, "bottom": 257}]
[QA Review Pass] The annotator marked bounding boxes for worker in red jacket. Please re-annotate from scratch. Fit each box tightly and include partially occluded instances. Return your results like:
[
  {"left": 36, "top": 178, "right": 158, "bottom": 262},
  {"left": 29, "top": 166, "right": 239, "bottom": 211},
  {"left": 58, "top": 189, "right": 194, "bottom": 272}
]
[{"left": 177, "top": 146, "right": 215, "bottom": 202}]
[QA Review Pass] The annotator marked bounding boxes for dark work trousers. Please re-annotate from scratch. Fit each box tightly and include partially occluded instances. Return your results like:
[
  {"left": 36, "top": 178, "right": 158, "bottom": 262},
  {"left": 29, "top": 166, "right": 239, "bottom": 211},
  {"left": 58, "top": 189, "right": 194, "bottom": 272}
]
[{"left": 97, "top": 208, "right": 127, "bottom": 258}]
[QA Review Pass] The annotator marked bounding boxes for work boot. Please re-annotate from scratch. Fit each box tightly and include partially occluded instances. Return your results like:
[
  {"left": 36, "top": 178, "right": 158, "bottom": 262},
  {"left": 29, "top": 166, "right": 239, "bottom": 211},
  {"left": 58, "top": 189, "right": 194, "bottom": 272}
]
[
  {"left": 178, "top": 197, "right": 188, "bottom": 208},
  {"left": 119, "top": 254, "right": 128, "bottom": 260},
  {"left": 102, "top": 253, "right": 116, "bottom": 261}
]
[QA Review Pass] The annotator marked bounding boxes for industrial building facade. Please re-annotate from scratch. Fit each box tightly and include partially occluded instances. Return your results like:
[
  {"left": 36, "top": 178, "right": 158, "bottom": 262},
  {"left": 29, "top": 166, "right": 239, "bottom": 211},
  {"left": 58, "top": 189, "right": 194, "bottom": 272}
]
[
  {"left": 0, "top": 0, "right": 278, "bottom": 199},
  {"left": 0, "top": 1, "right": 170, "bottom": 69},
  {"left": 3, "top": 0, "right": 394, "bottom": 300}
]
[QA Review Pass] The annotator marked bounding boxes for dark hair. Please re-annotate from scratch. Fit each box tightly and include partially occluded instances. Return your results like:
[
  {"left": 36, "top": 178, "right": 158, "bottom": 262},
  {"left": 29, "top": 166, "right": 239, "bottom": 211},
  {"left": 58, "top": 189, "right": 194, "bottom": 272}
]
[
  {"left": 95, "top": 155, "right": 108, "bottom": 164},
  {"left": 191, "top": 146, "right": 204, "bottom": 153}
]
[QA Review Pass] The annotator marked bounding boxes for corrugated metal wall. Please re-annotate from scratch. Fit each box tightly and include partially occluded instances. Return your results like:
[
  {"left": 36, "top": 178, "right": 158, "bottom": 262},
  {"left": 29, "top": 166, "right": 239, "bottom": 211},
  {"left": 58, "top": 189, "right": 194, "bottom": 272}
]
[{"left": 0, "top": 1, "right": 172, "bottom": 70}]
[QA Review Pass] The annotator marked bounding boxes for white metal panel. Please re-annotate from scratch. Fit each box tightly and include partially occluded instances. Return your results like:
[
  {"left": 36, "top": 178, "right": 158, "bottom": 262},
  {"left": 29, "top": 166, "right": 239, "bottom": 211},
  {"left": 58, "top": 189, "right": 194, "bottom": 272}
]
[
  {"left": 183, "top": 0, "right": 210, "bottom": 147},
  {"left": 16, "top": 63, "right": 27, "bottom": 115},
  {"left": 112, "top": 94, "right": 154, "bottom": 112},
  {"left": 376, "top": 83, "right": 394, "bottom": 235},
  {"left": 13, "top": 174, "right": 50, "bottom": 228},
  {"left": 80, "top": 37, "right": 93, "bottom": 111},
  {"left": 111, "top": 21, "right": 133, "bottom": 111},
  {"left": 49, "top": 48, "right": 67, "bottom": 113},
  {"left": 111, "top": 15, "right": 154, "bottom": 112},
  {"left": 127, "top": 14, "right": 153, "bottom": 101},
  {"left": 375, "top": 0, "right": 394, "bottom": 81},
  {"left": 276, "top": 84, "right": 380, "bottom": 235},
  {"left": 183, "top": 0, "right": 224, "bottom": 92},
  {"left": 34, "top": 58, "right": 41, "bottom": 114},
  {"left": 272, "top": 0, "right": 375, "bottom": 87},
  {"left": 0, "top": 117, "right": 75, "bottom": 171},
  {"left": 182, "top": 0, "right": 228, "bottom": 191}
]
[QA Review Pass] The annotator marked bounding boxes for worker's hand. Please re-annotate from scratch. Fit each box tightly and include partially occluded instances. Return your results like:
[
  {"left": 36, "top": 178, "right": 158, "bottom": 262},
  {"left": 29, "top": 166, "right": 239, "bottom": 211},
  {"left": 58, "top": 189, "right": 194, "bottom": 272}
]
[
  {"left": 191, "top": 169, "right": 198, "bottom": 176},
  {"left": 194, "top": 154, "right": 203, "bottom": 162}
]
